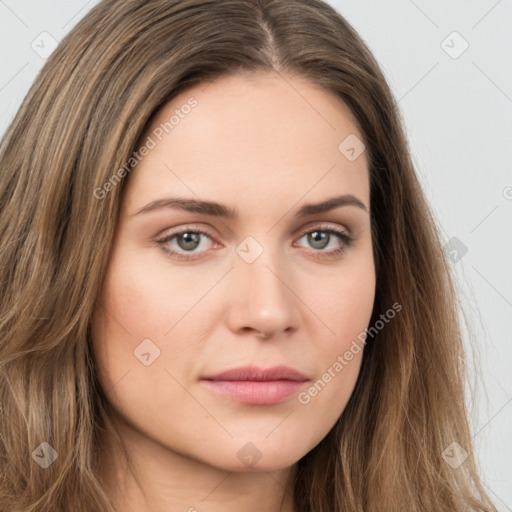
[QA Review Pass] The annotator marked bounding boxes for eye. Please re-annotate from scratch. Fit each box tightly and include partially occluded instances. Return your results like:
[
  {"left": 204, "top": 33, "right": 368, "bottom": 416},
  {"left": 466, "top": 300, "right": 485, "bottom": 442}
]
[
  {"left": 156, "top": 224, "right": 354, "bottom": 261},
  {"left": 156, "top": 226, "right": 216, "bottom": 261},
  {"left": 294, "top": 225, "right": 354, "bottom": 259}
]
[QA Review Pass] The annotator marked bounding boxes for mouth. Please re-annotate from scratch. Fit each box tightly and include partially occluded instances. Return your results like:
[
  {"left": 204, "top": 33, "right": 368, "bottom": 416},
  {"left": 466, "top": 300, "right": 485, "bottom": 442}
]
[{"left": 200, "top": 365, "right": 309, "bottom": 405}]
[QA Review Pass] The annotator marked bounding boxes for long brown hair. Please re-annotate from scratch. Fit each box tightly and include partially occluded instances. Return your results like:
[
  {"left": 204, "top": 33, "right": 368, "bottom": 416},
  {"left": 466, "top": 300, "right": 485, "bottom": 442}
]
[{"left": 0, "top": 0, "right": 497, "bottom": 510}]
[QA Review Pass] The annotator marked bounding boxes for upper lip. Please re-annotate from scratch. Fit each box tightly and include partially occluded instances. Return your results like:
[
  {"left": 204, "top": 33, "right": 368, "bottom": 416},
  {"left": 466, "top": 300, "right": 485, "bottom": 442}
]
[{"left": 201, "top": 365, "right": 308, "bottom": 382}]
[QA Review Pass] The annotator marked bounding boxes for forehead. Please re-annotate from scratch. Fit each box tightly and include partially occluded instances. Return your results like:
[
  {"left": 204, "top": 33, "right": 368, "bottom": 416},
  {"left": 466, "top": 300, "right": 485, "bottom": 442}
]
[{"left": 123, "top": 72, "right": 369, "bottom": 213}]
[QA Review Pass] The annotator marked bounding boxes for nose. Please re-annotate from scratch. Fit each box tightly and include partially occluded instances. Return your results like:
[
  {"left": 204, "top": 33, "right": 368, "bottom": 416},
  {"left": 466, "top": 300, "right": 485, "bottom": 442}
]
[{"left": 224, "top": 241, "right": 300, "bottom": 339}]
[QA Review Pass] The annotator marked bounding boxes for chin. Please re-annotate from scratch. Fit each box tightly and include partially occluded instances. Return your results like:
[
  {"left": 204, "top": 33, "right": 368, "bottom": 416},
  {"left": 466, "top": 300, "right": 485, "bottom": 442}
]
[{"left": 219, "top": 438, "right": 310, "bottom": 474}]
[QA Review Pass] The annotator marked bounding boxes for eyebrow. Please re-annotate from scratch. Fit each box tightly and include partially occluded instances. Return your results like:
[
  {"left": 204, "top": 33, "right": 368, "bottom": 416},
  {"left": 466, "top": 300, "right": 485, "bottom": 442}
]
[{"left": 132, "top": 194, "right": 369, "bottom": 218}]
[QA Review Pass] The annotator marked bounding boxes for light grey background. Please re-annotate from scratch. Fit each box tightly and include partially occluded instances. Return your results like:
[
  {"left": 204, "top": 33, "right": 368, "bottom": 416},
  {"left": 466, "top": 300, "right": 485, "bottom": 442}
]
[{"left": 1, "top": 0, "right": 511, "bottom": 509}]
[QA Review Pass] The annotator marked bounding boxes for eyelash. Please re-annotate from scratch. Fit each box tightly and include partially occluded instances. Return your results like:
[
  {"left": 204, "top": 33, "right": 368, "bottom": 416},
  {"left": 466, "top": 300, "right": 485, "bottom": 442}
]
[{"left": 156, "top": 224, "right": 354, "bottom": 261}]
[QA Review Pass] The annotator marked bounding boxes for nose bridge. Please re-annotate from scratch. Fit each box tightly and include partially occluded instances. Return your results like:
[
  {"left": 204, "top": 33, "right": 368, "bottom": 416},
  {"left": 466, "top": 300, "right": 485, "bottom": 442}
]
[{"left": 228, "top": 234, "right": 299, "bottom": 335}]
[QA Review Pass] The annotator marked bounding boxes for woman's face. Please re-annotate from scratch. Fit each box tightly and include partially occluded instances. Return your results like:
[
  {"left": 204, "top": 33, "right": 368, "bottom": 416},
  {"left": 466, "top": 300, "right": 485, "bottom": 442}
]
[{"left": 91, "top": 71, "right": 375, "bottom": 473}]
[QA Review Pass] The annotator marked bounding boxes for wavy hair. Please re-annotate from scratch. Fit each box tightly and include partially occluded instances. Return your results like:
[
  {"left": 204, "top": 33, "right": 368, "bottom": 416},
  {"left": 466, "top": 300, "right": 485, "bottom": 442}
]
[{"left": 0, "top": 0, "right": 497, "bottom": 510}]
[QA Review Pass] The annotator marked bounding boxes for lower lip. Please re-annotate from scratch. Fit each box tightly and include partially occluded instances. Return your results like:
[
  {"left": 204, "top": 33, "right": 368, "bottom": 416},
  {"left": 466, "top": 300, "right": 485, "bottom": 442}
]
[{"left": 200, "top": 379, "right": 307, "bottom": 405}]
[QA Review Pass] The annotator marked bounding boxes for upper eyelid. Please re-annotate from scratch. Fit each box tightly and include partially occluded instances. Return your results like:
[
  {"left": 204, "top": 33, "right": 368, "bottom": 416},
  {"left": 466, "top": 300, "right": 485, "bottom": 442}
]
[
  {"left": 158, "top": 220, "right": 351, "bottom": 238},
  {"left": 295, "top": 221, "right": 351, "bottom": 236}
]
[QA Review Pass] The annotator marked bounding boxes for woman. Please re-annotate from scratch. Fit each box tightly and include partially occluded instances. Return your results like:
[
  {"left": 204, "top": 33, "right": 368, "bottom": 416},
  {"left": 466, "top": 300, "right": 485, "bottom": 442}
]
[{"left": 0, "top": 0, "right": 497, "bottom": 511}]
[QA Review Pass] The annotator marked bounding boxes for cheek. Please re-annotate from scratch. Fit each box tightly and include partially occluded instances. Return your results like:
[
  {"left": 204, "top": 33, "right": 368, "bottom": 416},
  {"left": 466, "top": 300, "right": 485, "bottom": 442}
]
[
  {"left": 296, "top": 255, "right": 375, "bottom": 416},
  {"left": 94, "top": 247, "right": 206, "bottom": 339},
  {"left": 90, "top": 249, "right": 167, "bottom": 395},
  {"left": 311, "top": 252, "right": 376, "bottom": 353},
  {"left": 89, "top": 246, "right": 213, "bottom": 401}
]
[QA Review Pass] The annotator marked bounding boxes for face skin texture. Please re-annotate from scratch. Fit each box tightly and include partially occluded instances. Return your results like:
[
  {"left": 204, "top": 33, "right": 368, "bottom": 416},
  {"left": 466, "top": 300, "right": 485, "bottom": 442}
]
[{"left": 90, "top": 71, "right": 376, "bottom": 512}]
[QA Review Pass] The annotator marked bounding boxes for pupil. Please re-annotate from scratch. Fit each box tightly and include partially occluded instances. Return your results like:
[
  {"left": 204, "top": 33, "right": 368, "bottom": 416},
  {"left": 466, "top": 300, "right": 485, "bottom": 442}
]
[
  {"left": 309, "top": 231, "right": 328, "bottom": 249},
  {"left": 179, "top": 232, "right": 200, "bottom": 250}
]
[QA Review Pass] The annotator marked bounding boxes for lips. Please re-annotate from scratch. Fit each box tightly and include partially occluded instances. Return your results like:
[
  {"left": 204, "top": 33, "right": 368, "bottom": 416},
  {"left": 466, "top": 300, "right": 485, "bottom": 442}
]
[
  {"left": 201, "top": 365, "right": 308, "bottom": 382},
  {"left": 200, "top": 365, "right": 309, "bottom": 405}
]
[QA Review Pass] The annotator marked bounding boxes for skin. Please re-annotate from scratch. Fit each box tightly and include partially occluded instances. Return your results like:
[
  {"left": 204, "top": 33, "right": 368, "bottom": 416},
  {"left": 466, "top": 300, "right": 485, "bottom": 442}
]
[{"left": 90, "top": 71, "right": 376, "bottom": 512}]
